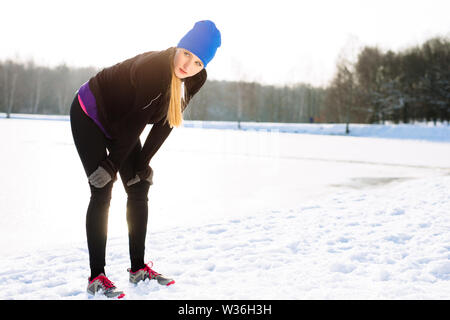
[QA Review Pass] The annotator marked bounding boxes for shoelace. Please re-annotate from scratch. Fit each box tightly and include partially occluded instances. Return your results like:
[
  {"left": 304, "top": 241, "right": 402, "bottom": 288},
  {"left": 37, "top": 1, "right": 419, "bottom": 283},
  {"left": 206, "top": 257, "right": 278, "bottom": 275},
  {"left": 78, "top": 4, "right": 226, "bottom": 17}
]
[
  {"left": 96, "top": 275, "right": 116, "bottom": 290},
  {"left": 143, "top": 261, "right": 161, "bottom": 278}
]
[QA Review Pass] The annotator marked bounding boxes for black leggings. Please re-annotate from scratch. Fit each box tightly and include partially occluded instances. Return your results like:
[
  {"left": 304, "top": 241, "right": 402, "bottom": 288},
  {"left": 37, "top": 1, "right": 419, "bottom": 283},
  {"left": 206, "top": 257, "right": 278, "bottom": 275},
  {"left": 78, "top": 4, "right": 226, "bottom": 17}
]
[{"left": 70, "top": 95, "right": 150, "bottom": 277}]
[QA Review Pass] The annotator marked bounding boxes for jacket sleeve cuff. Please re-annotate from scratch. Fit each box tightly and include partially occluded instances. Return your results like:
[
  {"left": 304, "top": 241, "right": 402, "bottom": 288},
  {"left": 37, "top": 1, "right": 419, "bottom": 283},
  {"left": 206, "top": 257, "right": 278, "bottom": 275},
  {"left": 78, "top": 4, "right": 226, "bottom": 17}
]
[{"left": 136, "top": 166, "right": 152, "bottom": 180}]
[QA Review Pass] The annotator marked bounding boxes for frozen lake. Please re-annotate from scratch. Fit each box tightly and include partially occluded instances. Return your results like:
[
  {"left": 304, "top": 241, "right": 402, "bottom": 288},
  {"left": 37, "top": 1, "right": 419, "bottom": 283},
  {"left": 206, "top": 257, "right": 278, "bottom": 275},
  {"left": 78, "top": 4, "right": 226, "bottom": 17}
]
[{"left": 1, "top": 118, "right": 448, "bottom": 257}]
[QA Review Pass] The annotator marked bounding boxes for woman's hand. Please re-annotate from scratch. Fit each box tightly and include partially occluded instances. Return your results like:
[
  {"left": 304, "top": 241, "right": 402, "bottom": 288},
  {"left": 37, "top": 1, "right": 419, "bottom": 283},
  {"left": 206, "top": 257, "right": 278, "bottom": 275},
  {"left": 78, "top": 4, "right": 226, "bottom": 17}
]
[
  {"left": 88, "top": 166, "right": 112, "bottom": 188},
  {"left": 88, "top": 159, "right": 117, "bottom": 188},
  {"left": 127, "top": 166, "right": 153, "bottom": 187}
]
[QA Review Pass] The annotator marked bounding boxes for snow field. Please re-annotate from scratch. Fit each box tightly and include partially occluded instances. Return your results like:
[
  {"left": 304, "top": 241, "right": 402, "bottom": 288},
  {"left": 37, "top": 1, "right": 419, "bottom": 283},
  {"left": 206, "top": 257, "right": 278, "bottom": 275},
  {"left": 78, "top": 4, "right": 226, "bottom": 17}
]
[
  {"left": 0, "top": 174, "right": 449, "bottom": 299},
  {"left": 0, "top": 118, "right": 449, "bottom": 299}
]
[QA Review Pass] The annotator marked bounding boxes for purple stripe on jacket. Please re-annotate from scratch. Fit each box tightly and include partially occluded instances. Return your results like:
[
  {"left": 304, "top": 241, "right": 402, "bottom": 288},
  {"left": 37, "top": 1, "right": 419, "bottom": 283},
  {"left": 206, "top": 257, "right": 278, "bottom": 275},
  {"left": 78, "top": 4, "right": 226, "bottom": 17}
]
[{"left": 77, "top": 81, "right": 112, "bottom": 139}]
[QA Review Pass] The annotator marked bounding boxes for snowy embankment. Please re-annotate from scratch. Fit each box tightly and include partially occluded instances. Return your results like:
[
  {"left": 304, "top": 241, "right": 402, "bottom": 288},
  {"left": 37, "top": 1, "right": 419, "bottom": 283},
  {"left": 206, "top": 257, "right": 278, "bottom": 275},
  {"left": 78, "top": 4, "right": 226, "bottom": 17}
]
[
  {"left": 0, "top": 115, "right": 449, "bottom": 300},
  {"left": 2, "top": 112, "right": 449, "bottom": 142}
]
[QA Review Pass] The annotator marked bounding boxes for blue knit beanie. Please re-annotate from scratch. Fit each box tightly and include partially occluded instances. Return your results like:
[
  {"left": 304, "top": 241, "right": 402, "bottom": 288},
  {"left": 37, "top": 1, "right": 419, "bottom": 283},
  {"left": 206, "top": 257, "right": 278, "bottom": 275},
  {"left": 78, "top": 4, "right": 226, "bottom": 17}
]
[{"left": 177, "top": 20, "right": 221, "bottom": 68}]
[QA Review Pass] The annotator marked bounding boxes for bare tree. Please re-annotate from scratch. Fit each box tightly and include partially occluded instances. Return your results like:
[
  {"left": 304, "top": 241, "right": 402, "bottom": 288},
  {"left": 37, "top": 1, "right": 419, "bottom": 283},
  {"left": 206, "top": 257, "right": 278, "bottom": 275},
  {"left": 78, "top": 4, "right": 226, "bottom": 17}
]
[
  {"left": 32, "top": 67, "right": 42, "bottom": 114},
  {"left": 3, "top": 61, "right": 19, "bottom": 118}
]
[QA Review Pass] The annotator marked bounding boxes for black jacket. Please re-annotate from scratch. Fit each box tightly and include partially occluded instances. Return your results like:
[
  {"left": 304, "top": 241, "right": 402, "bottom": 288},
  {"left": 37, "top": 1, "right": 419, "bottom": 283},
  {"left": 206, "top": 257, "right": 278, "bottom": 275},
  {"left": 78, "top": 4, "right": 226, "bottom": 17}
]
[{"left": 88, "top": 46, "right": 207, "bottom": 174}]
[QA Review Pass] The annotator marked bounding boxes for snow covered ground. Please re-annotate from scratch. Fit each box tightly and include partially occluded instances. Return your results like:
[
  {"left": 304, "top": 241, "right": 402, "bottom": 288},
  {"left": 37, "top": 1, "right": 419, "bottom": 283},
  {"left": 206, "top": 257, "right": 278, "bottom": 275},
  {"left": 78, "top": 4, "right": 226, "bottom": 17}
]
[
  {"left": 2, "top": 112, "right": 450, "bottom": 143},
  {"left": 0, "top": 116, "right": 449, "bottom": 300}
]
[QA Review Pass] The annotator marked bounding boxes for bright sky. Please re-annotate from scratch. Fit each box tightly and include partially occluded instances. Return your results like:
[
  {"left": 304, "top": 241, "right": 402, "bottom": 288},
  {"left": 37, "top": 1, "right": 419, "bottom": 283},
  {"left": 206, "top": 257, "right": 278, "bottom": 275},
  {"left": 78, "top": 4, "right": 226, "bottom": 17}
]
[{"left": 1, "top": 0, "right": 449, "bottom": 87}]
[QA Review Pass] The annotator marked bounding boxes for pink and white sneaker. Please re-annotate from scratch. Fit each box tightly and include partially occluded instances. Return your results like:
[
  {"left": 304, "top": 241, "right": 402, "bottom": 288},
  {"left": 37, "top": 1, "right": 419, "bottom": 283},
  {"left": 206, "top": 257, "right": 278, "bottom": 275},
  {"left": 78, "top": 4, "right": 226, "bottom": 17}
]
[
  {"left": 127, "top": 262, "right": 175, "bottom": 286},
  {"left": 87, "top": 273, "right": 125, "bottom": 299}
]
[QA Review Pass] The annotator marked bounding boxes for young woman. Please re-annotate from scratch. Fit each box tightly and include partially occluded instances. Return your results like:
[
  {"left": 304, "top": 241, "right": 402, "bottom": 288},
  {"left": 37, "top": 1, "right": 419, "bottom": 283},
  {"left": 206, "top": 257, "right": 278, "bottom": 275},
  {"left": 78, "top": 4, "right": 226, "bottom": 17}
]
[{"left": 69, "top": 20, "right": 221, "bottom": 299}]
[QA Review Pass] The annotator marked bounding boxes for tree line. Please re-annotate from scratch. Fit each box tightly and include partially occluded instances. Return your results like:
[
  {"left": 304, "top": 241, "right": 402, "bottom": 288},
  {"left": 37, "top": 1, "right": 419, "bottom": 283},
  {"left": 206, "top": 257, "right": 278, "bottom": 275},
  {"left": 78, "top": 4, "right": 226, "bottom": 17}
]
[
  {"left": 324, "top": 36, "right": 449, "bottom": 126},
  {"left": 0, "top": 36, "right": 448, "bottom": 125},
  {"left": 1, "top": 60, "right": 97, "bottom": 117}
]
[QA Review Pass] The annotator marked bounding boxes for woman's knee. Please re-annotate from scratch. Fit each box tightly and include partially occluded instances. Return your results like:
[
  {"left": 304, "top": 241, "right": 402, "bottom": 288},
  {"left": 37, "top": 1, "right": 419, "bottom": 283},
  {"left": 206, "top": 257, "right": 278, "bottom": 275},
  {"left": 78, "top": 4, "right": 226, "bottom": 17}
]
[
  {"left": 126, "top": 181, "right": 150, "bottom": 202},
  {"left": 89, "top": 181, "right": 114, "bottom": 202}
]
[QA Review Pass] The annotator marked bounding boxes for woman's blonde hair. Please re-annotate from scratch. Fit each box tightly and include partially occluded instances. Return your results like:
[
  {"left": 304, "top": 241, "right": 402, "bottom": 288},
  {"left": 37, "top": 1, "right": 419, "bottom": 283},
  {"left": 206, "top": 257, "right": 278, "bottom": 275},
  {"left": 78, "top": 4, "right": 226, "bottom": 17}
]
[{"left": 166, "top": 52, "right": 185, "bottom": 128}]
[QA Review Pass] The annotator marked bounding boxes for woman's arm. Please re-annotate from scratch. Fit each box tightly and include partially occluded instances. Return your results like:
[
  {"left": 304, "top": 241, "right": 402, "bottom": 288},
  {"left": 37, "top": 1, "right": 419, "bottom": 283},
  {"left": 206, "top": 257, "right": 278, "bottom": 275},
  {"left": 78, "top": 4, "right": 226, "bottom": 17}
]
[{"left": 135, "top": 117, "right": 174, "bottom": 172}]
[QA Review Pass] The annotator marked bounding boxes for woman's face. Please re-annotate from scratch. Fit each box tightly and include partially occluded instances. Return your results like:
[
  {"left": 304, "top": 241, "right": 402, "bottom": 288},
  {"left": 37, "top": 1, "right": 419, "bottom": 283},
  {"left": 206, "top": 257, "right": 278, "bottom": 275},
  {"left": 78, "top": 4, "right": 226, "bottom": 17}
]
[{"left": 173, "top": 48, "right": 204, "bottom": 79}]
